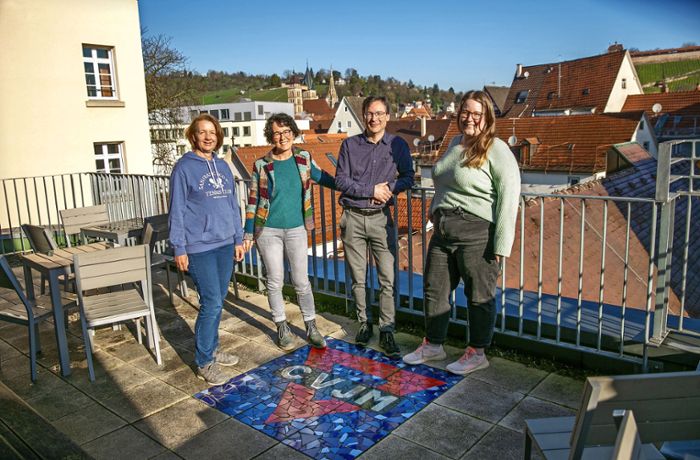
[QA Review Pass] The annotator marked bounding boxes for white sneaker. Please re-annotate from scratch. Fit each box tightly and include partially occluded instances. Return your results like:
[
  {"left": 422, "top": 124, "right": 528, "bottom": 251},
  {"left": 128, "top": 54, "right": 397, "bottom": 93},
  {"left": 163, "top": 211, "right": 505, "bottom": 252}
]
[
  {"left": 402, "top": 338, "right": 447, "bottom": 365},
  {"left": 446, "top": 347, "right": 489, "bottom": 375}
]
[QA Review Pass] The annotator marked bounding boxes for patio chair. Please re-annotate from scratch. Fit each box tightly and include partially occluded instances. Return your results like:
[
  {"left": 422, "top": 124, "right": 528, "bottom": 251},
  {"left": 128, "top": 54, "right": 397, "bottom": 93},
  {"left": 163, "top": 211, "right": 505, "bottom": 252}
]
[
  {"left": 59, "top": 204, "right": 109, "bottom": 247},
  {"left": 523, "top": 371, "right": 700, "bottom": 459},
  {"left": 0, "top": 256, "right": 76, "bottom": 382},
  {"left": 73, "top": 244, "right": 161, "bottom": 381},
  {"left": 141, "top": 214, "right": 188, "bottom": 302},
  {"left": 21, "top": 224, "right": 74, "bottom": 293}
]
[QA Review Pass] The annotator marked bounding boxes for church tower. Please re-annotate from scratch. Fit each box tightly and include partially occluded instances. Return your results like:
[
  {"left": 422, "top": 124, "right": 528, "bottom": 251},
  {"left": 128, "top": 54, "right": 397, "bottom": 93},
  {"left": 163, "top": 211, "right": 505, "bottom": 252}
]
[{"left": 326, "top": 66, "right": 338, "bottom": 109}]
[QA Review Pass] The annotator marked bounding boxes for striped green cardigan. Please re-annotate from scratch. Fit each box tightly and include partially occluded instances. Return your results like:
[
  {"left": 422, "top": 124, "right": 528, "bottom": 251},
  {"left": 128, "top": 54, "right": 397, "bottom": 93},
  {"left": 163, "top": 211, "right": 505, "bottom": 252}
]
[{"left": 244, "top": 147, "right": 335, "bottom": 240}]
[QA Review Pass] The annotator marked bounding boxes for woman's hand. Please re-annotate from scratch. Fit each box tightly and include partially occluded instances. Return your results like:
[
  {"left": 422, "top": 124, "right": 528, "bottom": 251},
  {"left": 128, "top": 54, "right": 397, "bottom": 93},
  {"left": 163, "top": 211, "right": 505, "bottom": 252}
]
[
  {"left": 174, "top": 254, "right": 189, "bottom": 272},
  {"left": 235, "top": 245, "right": 245, "bottom": 262},
  {"left": 243, "top": 239, "right": 254, "bottom": 253}
]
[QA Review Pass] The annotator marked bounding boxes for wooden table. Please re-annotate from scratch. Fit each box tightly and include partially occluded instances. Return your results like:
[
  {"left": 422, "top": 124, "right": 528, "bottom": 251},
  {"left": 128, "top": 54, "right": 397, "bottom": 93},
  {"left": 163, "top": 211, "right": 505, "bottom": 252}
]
[
  {"left": 81, "top": 218, "right": 144, "bottom": 246},
  {"left": 20, "top": 242, "right": 112, "bottom": 376}
]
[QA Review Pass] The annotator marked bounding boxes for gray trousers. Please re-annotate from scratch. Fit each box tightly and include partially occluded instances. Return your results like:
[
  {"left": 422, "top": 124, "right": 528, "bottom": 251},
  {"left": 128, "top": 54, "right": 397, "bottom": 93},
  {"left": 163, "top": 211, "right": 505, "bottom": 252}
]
[
  {"left": 256, "top": 226, "right": 316, "bottom": 323},
  {"left": 340, "top": 208, "right": 396, "bottom": 331}
]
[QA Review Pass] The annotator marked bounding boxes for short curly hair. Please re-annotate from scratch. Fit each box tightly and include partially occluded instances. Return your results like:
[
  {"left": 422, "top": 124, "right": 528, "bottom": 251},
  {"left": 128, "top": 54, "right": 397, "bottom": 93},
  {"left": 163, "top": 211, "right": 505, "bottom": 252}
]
[{"left": 264, "top": 113, "right": 300, "bottom": 144}]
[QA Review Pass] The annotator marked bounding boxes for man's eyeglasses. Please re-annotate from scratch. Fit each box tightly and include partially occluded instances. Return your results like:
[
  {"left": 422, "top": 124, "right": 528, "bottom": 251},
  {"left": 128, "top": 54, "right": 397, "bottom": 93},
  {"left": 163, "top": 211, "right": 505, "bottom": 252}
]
[
  {"left": 459, "top": 110, "right": 483, "bottom": 122},
  {"left": 272, "top": 129, "right": 294, "bottom": 139},
  {"left": 365, "top": 111, "right": 387, "bottom": 119}
]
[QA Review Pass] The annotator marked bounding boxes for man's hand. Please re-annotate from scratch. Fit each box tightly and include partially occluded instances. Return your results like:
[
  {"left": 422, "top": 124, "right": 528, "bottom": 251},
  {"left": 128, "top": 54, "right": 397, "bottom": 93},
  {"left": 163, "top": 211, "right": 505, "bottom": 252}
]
[
  {"left": 175, "top": 254, "right": 189, "bottom": 272},
  {"left": 243, "top": 239, "right": 254, "bottom": 253},
  {"left": 373, "top": 182, "right": 392, "bottom": 204},
  {"left": 235, "top": 245, "right": 245, "bottom": 262}
]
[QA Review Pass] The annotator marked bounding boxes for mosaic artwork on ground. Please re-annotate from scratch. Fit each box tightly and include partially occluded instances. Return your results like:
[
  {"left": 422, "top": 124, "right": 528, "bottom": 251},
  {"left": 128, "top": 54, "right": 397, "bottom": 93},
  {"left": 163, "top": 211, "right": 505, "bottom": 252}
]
[{"left": 195, "top": 338, "right": 462, "bottom": 459}]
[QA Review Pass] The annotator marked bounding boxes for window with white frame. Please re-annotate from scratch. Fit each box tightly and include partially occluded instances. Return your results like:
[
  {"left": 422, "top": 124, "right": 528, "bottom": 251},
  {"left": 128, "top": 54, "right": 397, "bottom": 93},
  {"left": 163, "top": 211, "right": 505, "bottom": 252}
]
[
  {"left": 83, "top": 45, "right": 117, "bottom": 99},
  {"left": 258, "top": 105, "right": 264, "bottom": 115},
  {"left": 220, "top": 109, "right": 230, "bottom": 120},
  {"left": 233, "top": 127, "right": 240, "bottom": 137},
  {"left": 223, "top": 127, "right": 230, "bottom": 137},
  {"left": 347, "top": 121, "right": 352, "bottom": 128},
  {"left": 94, "top": 142, "right": 124, "bottom": 173},
  {"left": 243, "top": 126, "right": 251, "bottom": 136}
]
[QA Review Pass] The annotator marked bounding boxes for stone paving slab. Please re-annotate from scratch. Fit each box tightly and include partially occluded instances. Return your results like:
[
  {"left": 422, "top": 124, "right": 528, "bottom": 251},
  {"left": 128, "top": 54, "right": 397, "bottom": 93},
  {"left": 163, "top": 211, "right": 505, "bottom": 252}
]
[{"left": 0, "top": 272, "right": 589, "bottom": 459}]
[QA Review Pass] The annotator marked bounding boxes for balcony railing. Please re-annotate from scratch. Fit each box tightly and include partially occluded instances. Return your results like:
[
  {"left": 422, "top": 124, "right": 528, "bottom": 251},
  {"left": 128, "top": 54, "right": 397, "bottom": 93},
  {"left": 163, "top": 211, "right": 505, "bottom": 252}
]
[{"left": 1, "top": 140, "right": 698, "bottom": 370}]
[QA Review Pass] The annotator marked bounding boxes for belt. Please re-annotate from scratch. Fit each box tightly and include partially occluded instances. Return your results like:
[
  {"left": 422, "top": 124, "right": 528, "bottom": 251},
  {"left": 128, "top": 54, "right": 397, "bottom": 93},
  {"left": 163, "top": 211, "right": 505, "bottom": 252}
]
[{"left": 345, "top": 206, "right": 385, "bottom": 216}]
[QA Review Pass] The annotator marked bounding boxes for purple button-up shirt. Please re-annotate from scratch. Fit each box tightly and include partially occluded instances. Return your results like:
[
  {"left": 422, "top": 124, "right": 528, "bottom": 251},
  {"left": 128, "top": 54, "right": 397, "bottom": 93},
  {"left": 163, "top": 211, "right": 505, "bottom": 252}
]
[{"left": 335, "top": 132, "right": 414, "bottom": 209}]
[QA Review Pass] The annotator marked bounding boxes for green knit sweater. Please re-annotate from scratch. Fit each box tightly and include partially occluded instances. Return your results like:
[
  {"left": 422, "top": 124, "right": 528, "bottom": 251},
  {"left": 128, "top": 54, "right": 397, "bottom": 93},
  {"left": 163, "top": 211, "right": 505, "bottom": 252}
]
[{"left": 431, "top": 135, "right": 521, "bottom": 257}]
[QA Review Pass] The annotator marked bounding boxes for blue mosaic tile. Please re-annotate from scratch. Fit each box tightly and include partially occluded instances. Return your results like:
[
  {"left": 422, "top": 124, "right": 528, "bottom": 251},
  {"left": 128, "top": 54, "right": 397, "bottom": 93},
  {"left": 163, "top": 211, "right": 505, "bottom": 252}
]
[{"left": 194, "top": 338, "right": 461, "bottom": 459}]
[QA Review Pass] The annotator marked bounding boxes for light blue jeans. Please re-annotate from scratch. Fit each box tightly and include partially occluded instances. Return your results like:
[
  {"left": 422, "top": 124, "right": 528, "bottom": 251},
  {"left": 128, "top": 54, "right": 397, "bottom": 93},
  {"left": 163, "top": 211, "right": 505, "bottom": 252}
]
[
  {"left": 256, "top": 226, "right": 316, "bottom": 323},
  {"left": 187, "top": 243, "right": 234, "bottom": 368}
]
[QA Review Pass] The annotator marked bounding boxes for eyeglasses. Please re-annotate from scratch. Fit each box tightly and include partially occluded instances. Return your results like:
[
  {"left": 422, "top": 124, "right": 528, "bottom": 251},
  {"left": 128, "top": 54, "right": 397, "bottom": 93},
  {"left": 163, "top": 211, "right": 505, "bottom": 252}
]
[
  {"left": 272, "top": 129, "right": 293, "bottom": 139},
  {"left": 365, "top": 111, "right": 387, "bottom": 119},
  {"left": 459, "top": 110, "right": 483, "bottom": 122}
]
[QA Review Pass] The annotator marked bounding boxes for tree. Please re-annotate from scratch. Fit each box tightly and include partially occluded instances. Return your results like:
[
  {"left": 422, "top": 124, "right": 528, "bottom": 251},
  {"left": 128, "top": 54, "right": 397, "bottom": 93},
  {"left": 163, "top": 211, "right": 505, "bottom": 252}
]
[
  {"left": 269, "top": 73, "right": 281, "bottom": 87},
  {"left": 142, "top": 33, "right": 198, "bottom": 174}
]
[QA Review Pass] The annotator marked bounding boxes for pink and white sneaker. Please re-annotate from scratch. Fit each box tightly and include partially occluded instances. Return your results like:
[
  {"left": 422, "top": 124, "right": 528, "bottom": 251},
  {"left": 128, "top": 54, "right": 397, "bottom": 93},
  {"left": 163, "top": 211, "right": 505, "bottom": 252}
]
[
  {"left": 446, "top": 347, "right": 489, "bottom": 375},
  {"left": 402, "top": 338, "right": 447, "bottom": 365}
]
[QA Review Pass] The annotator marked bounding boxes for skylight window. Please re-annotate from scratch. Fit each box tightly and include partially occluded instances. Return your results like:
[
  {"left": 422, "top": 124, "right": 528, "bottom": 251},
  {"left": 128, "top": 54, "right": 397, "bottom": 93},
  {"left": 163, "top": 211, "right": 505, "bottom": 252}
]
[{"left": 515, "top": 90, "right": 529, "bottom": 104}]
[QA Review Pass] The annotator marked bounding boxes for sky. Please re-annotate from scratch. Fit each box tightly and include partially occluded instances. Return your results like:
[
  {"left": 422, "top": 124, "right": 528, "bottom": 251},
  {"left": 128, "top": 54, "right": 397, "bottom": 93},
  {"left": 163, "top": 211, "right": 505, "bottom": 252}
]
[{"left": 138, "top": 0, "right": 700, "bottom": 92}]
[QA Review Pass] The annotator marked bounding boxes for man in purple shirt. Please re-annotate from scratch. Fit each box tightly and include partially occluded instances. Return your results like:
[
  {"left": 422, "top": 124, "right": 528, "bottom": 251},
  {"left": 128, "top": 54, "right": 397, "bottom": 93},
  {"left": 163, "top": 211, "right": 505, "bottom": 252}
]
[{"left": 336, "top": 96, "right": 415, "bottom": 358}]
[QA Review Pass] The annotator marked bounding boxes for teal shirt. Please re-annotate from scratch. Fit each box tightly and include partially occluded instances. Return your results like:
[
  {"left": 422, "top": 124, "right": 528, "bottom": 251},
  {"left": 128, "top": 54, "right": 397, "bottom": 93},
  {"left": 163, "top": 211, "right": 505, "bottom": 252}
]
[{"left": 265, "top": 156, "right": 304, "bottom": 229}]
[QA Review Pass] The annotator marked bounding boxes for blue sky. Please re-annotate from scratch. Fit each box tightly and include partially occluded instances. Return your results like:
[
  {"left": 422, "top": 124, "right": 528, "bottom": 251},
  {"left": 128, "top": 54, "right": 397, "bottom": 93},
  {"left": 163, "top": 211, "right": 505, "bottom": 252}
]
[{"left": 138, "top": 0, "right": 700, "bottom": 92}]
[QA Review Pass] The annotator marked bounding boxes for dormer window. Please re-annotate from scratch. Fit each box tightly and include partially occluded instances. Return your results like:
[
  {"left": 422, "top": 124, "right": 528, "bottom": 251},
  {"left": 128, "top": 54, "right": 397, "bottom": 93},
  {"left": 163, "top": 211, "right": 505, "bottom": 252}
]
[
  {"left": 515, "top": 90, "right": 529, "bottom": 104},
  {"left": 582, "top": 88, "right": 590, "bottom": 95}
]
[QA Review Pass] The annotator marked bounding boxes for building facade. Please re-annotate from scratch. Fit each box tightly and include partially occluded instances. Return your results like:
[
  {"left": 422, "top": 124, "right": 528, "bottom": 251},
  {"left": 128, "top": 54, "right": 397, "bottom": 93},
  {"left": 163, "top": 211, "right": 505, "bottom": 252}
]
[{"left": 0, "top": 0, "right": 152, "bottom": 179}]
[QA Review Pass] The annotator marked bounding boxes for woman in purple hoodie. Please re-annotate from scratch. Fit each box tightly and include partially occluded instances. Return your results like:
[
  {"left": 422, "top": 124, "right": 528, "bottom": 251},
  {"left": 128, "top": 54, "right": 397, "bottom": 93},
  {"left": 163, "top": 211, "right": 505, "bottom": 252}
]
[{"left": 169, "top": 113, "right": 245, "bottom": 386}]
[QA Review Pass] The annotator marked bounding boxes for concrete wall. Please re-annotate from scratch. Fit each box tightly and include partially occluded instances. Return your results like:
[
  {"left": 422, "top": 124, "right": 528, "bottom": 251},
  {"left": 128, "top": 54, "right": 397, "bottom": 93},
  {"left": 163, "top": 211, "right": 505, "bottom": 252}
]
[{"left": 0, "top": 0, "right": 152, "bottom": 180}]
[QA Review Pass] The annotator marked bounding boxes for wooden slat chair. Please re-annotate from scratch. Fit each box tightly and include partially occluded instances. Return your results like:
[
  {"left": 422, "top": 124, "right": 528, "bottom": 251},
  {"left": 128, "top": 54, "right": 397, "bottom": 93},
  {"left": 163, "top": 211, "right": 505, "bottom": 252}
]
[
  {"left": 0, "top": 256, "right": 76, "bottom": 382},
  {"left": 59, "top": 204, "right": 109, "bottom": 247},
  {"left": 141, "top": 214, "right": 189, "bottom": 303},
  {"left": 21, "top": 224, "right": 74, "bottom": 293},
  {"left": 610, "top": 410, "right": 644, "bottom": 460},
  {"left": 73, "top": 244, "right": 162, "bottom": 381},
  {"left": 523, "top": 371, "right": 700, "bottom": 460}
]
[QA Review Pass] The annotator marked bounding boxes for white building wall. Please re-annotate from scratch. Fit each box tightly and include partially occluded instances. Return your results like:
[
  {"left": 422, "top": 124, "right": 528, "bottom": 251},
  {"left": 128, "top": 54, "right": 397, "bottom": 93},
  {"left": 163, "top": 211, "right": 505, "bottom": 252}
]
[
  {"left": 0, "top": 0, "right": 152, "bottom": 179},
  {"left": 329, "top": 100, "right": 363, "bottom": 136},
  {"left": 604, "top": 52, "right": 644, "bottom": 113}
]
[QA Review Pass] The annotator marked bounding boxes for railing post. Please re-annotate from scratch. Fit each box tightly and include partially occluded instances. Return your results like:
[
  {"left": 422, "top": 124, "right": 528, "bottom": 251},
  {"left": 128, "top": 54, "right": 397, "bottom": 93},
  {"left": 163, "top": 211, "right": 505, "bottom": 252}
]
[{"left": 650, "top": 142, "right": 673, "bottom": 346}]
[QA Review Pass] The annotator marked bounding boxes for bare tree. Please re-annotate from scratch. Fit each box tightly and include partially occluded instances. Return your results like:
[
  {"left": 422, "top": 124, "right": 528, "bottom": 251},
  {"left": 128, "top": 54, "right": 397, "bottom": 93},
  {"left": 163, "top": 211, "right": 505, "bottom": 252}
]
[{"left": 142, "top": 32, "right": 198, "bottom": 174}]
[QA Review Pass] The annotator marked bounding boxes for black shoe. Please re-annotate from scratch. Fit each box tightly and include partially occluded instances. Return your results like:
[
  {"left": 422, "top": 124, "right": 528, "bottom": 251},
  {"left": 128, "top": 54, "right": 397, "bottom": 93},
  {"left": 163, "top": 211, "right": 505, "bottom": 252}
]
[
  {"left": 355, "top": 322, "right": 373, "bottom": 346},
  {"left": 275, "top": 320, "right": 295, "bottom": 351},
  {"left": 380, "top": 331, "right": 401, "bottom": 358},
  {"left": 305, "top": 319, "right": 326, "bottom": 349}
]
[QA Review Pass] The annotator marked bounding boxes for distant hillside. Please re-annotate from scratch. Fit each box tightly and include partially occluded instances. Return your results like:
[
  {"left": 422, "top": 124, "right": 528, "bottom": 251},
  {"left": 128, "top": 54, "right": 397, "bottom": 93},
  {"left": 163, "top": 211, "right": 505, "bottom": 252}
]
[
  {"left": 201, "top": 87, "right": 289, "bottom": 104},
  {"left": 635, "top": 59, "right": 700, "bottom": 94}
]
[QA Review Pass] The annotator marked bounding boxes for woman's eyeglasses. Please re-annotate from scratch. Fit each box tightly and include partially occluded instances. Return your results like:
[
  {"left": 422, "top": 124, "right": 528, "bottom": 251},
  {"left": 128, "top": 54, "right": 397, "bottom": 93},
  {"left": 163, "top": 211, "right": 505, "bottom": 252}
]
[
  {"left": 459, "top": 110, "right": 483, "bottom": 122},
  {"left": 272, "top": 129, "right": 294, "bottom": 139}
]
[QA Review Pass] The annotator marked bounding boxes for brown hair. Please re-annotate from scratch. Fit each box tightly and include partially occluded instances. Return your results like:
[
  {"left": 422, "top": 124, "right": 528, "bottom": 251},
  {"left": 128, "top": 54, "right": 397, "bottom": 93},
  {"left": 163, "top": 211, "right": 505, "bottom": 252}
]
[
  {"left": 457, "top": 90, "right": 496, "bottom": 168},
  {"left": 185, "top": 113, "right": 224, "bottom": 152}
]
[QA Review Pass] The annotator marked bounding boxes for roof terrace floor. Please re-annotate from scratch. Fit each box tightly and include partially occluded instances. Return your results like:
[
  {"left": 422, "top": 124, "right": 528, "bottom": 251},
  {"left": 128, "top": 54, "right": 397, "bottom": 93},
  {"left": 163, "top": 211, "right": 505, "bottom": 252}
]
[{"left": 0, "top": 269, "right": 585, "bottom": 459}]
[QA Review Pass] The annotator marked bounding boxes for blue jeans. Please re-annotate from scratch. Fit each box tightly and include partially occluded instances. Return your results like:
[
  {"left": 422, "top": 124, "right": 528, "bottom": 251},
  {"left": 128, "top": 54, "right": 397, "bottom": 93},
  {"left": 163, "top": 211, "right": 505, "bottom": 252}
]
[{"left": 187, "top": 243, "right": 234, "bottom": 368}]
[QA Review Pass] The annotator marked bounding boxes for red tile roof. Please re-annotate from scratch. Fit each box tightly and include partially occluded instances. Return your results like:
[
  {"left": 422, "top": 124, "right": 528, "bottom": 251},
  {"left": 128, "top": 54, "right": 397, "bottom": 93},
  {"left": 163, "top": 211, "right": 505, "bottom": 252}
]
[
  {"left": 502, "top": 50, "right": 628, "bottom": 118},
  {"left": 621, "top": 90, "right": 700, "bottom": 114},
  {"left": 507, "top": 155, "right": 699, "bottom": 317},
  {"left": 303, "top": 99, "right": 334, "bottom": 117},
  {"left": 495, "top": 112, "right": 645, "bottom": 173}
]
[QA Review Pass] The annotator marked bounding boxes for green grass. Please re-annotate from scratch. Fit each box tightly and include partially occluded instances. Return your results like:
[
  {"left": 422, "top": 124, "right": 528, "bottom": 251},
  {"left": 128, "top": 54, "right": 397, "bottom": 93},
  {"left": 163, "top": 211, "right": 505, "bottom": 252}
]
[
  {"left": 200, "top": 87, "right": 289, "bottom": 104},
  {"left": 635, "top": 60, "right": 700, "bottom": 85}
]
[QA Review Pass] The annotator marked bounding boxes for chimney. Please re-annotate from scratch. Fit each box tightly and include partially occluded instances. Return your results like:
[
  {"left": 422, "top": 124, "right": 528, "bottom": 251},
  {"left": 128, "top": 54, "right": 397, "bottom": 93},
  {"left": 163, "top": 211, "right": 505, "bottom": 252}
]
[
  {"left": 420, "top": 117, "right": 427, "bottom": 137},
  {"left": 608, "top": 43, "right": 623, "bottom": 53},
  {"left": 516, "top": 64, "right": 523, "bottom": 78}
]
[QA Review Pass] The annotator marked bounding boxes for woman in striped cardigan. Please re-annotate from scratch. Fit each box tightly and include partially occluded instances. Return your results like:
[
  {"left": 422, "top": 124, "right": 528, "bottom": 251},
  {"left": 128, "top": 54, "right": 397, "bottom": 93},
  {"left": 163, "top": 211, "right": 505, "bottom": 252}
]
[{"left": 242, "top": 113, "right": 335, "bottom": 350}]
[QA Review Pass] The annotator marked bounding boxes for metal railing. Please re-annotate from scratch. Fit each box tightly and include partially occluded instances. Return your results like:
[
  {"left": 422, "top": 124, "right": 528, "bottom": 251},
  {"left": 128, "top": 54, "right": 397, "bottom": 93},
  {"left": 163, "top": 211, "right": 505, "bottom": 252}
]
[{"left": 1, "top": 140, "right": 697, "bottom": 368}]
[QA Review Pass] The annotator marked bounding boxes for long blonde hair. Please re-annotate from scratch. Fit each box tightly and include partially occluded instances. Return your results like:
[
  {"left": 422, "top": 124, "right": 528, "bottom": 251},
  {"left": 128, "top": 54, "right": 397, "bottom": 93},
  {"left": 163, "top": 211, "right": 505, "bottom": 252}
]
[{"left": 457, "top": 90, "right": 496, "bottom": 168}]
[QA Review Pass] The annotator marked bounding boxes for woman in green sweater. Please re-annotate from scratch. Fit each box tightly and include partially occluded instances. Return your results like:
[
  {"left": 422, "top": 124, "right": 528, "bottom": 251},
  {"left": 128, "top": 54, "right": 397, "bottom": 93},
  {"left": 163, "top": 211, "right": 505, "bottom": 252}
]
[
  {"left": 403, "top": 90, "right": 521, "bottom": 375},
  {"left": 243, "top": 113, "right": 335, "bottom": 351}
]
